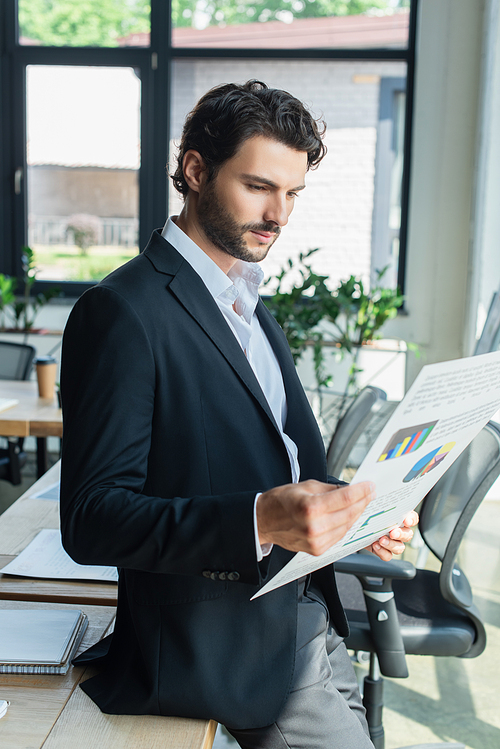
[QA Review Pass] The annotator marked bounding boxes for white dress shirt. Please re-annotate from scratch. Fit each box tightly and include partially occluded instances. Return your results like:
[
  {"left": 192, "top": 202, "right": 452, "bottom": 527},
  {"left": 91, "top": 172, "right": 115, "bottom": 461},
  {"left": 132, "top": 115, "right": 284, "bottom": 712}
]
[{"left": 161, "top": 218, "right": 300, "bottom": 559}]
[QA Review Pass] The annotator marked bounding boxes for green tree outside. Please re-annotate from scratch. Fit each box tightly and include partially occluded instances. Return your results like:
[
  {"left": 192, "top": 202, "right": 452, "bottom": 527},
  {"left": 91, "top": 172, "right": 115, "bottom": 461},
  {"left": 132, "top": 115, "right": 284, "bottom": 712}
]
[
  {"left": 18, "top": 0, "right": 150, "bottom": 47},
  {"left": 174, "top": 0, "right": 408, "bottom": 29},
  {"left": 19, "top": 0, "right": 409, "bottom": 45}
]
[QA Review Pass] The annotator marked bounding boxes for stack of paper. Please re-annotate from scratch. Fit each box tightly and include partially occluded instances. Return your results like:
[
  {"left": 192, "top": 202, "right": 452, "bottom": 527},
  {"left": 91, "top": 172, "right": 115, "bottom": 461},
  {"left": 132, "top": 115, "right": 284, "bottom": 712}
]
[
  {"left": 1, "top": 529, "right": 118, "bottom": 582},
  {"left": 0, "top": 398, "right": 18, "bottom": 413},
  {"left": 0, "top": 609, "right": 88, "bottom": 674}
]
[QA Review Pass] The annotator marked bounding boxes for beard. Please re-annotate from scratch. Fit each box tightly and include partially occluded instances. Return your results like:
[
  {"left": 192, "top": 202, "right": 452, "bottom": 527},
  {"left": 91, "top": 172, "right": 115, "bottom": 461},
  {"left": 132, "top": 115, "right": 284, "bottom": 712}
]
[{"left": 197, "top": 178, "right": 280, "bottom": 263}]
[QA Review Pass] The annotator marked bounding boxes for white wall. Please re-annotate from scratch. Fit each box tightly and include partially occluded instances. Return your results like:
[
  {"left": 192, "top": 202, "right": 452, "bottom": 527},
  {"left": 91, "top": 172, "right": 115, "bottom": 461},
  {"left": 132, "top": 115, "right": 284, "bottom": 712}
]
[
  {"left": 384, "top": 0, "right": 491, "bottom": 387},
  {"left": 465, "top": 0, "right": 500, "bottom": 353},
  {"left": 170, "top": 58, "right": 406, "bottom": 290}
]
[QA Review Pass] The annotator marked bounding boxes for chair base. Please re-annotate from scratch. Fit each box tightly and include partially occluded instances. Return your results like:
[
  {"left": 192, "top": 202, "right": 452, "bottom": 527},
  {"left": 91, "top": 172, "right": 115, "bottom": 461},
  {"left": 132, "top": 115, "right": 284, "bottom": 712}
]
[{"left": 362, "top": 665, "right": 466, "bottom": 749}]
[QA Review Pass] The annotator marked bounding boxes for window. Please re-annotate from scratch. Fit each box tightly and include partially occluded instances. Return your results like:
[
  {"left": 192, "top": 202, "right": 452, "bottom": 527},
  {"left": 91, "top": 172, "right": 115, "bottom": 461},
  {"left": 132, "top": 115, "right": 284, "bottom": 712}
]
[
  {"left": 27, "top": 65, "right": 141, "bottom": 282},
  {"left": 0, "top": 0, "right": 417, "bottom": 295},
  {"left": 170, "top": 59, "right": 408, "bottom": 290},
  {"left": 371, "top": 76, "right": 406, "bottom": 288}
]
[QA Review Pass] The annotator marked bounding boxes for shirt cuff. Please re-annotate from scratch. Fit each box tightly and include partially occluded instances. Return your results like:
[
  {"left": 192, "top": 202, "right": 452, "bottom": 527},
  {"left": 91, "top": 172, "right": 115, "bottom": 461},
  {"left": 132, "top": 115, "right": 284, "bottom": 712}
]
[{"left": 253, "top": 492, "right": 273, "bottom": 562}]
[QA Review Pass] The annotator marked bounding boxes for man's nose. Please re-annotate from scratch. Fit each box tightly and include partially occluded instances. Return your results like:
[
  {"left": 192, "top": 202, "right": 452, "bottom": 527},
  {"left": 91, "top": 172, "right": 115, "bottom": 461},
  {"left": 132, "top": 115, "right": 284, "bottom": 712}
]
[{"left": 263, "top": 194, "right": 290, "bottom": 227}]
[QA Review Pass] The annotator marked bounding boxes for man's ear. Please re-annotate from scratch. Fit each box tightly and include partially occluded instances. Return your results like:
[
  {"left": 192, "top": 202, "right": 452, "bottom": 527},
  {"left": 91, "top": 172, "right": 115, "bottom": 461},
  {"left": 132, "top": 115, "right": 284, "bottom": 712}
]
[{"left": 183, "top": 150, "right": 207, "bottom": 194}]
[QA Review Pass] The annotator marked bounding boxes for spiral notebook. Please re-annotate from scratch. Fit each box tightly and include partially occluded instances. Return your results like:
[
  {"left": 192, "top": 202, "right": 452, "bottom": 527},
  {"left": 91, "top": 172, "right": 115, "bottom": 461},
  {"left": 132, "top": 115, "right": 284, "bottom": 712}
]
[{"left": 0, "top": 609, "right": 88, "bottom": 674}]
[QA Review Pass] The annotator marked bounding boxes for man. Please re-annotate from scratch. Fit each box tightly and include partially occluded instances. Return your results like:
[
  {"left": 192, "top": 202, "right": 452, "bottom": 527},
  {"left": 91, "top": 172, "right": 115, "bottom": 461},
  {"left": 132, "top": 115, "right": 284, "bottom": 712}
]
[{"left": 60, "top": 80, "right": 416, "bottom": 748}]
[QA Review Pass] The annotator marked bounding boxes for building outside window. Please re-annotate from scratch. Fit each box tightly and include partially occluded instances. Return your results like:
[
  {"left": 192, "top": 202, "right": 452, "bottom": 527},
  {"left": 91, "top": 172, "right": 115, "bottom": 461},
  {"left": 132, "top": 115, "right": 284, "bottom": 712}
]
[{"left": 1, "top": 0, "right": 416, "bottom": 295}]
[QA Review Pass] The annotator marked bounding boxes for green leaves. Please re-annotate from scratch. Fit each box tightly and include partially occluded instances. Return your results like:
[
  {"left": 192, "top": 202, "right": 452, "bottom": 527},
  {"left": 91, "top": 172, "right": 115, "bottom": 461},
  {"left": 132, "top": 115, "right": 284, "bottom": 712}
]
[
  {"left": 18, "top": 0, "right": 150, "bottom": 47},
  {"left": 18, "top": 0, "right": 409, "bottom": 44},
  {"left": 0, "top": 248, "right": 59, "bottom": 331},
  {"left": 263, "top": 248, "right": 328, "bottom": 364},
  {"left": 263, "top": 254, "right": 405, "bottom": 390},
  {"left": 330, "top": 268, "right": 404, "bottom": 352},
  {"left": 0, "top": 274, "right": 17, "bottom": 328},
  {"left": 171, "top": 0, "right": 407, "bottom": 29}
]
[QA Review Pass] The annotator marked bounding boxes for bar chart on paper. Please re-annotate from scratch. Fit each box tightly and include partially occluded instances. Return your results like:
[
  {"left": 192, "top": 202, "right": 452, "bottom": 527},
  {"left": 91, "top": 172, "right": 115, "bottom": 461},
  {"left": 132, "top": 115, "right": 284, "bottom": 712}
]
[{"left": 377, "top": 421, "right": 438, "bottom": 462}]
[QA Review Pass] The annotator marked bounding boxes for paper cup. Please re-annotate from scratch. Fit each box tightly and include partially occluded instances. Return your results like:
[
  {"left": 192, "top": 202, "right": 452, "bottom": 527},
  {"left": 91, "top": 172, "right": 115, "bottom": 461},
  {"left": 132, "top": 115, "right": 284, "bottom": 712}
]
[{"left": 35, "top": 356, "right": 57, "bottom": 399}]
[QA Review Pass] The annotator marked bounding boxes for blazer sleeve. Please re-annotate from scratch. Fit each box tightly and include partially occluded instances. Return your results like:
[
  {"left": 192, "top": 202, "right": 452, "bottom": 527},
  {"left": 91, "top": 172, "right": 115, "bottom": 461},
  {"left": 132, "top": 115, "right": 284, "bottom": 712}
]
[
  {"left": 60, "top": 285, "right": 265, "bottom": 586},
  {"left": 327, "top": 476, "right": 348, "bottom": 486}
]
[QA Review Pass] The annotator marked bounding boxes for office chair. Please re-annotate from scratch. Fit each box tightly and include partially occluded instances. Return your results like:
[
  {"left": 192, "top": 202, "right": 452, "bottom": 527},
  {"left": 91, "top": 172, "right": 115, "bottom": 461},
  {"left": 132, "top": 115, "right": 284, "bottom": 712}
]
[
  {"left": 0, "top": 341, "right": 36, "bottom": 484},
  {"left": 473, "top": 290, "right": 500, "bottom": 355},
  {"left": 335, "top": 420, "right": 500, "bottom": 749},
  {"left": 0, "top": 340, "right": 36, "bottom": 381},
  {"left": 326, "top": 385, "right": 387, "bottom": 478}
]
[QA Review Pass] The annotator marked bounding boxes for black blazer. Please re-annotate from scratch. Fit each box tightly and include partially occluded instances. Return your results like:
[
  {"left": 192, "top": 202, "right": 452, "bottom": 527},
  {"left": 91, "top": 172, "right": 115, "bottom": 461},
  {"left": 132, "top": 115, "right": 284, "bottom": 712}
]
[{"left": 60, "top": 230, "right": 348, "bottom": 729}]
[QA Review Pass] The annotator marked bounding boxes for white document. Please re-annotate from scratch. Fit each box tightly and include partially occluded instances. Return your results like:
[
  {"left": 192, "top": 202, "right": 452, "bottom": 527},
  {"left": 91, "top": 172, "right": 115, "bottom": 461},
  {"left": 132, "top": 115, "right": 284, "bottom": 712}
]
[
  {"left": 0, "top": 398, "right": 18, "bottom": 413},
  {"left": 253, "top": 351, "right": 500, "bottom": 599},
  {"left": 30, "top": 480, "right": 60, "bottom": 501},
  {"left": 1, "top": 529, "right": 118, "bottom": 582}
]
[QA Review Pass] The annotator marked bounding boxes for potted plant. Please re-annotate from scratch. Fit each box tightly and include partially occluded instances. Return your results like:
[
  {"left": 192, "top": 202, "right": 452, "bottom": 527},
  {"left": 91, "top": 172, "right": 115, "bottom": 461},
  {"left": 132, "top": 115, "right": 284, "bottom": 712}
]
[
  {"left": 262, "top": 249, "right": 329, "bottom": 379},
  {"left": 263, "top": 252, "right": 408, "bottom": 397},
  {"left": 0, "top": 274, "right": 16, "bottom": 330},
  {"left": 0, "top": 247, "right": 60, "bottom": 332}
]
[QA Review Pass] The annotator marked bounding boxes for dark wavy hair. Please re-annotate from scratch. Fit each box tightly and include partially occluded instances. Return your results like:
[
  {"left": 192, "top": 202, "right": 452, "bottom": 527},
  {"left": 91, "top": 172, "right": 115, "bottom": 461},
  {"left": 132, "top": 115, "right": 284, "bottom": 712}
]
[{"left": 171, "top": 80, "right": 327, "bottom": 197}]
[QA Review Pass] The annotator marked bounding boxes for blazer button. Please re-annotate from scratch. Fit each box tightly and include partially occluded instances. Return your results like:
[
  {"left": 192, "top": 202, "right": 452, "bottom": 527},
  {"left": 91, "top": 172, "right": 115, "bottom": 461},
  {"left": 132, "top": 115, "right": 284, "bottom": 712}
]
[
  {"left": 210, "top": 572, "right": 220, "bottom": 581},
  {"left": 218, "top": 572, "right": 227, "bottom": 580},
  {"left": 227, "top": 571, "right": 240, "bottom": 581},
  {"left": 202, "top": 570, "right": 211, "bottom": 579}
]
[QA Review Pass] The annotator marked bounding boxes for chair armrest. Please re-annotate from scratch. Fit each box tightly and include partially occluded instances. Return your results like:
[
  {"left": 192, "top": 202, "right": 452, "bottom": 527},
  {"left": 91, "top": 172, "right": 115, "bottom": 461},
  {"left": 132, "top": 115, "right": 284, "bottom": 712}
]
[
  {"left": 336, "top": 553, "right": 415, "bottom": 678},
  {"left": 335, "top": 553, "right": 416, "bottom": 581}
]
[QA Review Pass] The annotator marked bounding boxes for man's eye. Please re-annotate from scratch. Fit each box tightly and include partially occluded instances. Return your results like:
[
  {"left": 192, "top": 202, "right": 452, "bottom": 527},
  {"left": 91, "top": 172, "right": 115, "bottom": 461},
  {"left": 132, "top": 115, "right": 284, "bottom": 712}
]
[
  {"left": 288, "top": 192, "right": 299, "bottom": 199},
  {"left": 249, "top": 184, "right": 265, "bottom": 191}
]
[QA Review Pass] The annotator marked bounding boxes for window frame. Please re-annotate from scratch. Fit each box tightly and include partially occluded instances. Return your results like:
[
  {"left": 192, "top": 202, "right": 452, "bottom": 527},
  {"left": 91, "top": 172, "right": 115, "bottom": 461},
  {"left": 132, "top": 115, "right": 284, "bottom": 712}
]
[
  {"left": 0, "top": 0, "right": 418, "bottom": 297},
  {"left": 371, "top": 75, "right": 407, "bottom": 288}
]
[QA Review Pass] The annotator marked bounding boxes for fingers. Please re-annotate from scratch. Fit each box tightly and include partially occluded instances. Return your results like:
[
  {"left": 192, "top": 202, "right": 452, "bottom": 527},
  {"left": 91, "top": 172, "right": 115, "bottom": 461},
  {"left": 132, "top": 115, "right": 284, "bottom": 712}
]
[
  {"left": 371, "top": 536, "right": 406, "bottom": 560},
  {"left": 388, "top": 526, "right": 413, "bottom": 543},
  {"left": 257, "top": 480, "right": 376, "bottom": 556},
  {"left": 387, "top": 510, "right": 419, "bottom": 544},
  {"left": 301, "top": 480, "right": 375, "bottom": 520},
  {"left": 295, "top": 481, "right": 376, "bottom": 555},
  {"left": 369, "top": 510, "right": 420, "bottom": 560},
  {"left": 402, "top": 510, "right": 419, "bottom": 527}
]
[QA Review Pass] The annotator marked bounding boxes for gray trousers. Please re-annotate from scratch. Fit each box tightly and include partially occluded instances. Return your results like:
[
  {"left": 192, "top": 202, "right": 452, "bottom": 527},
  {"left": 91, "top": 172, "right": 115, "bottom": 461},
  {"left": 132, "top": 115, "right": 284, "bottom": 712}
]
[{"left": 226, "top": 579, "right": 374, "bottom": 749}]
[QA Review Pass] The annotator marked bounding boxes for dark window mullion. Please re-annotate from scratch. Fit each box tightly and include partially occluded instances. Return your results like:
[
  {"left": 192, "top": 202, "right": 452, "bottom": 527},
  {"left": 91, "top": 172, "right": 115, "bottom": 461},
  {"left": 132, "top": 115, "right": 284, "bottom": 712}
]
[
  {"left": 397, "top": 0, "right": 418, "bottom": 297},
  {"left": 170, "top": 47, "right": 410, "bottom": 62},
  {"left": 11, "top": 45, "right": 151, "bottom": 69},
  {"left": 11, "top": 59, "right": 27, "bottom": 278}
]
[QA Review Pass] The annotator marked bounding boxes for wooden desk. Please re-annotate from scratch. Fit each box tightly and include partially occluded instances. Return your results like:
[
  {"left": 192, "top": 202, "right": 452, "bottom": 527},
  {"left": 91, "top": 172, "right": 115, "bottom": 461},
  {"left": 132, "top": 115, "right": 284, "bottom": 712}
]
[
  {"left": 0, "top": 462, "right": 117, "bottom": 606},
  {"left": 0, "top": 380, "right": 63, "bottom": 476},
  {"left": 0, "top": 600, "right": 216, "bottom": 749}
]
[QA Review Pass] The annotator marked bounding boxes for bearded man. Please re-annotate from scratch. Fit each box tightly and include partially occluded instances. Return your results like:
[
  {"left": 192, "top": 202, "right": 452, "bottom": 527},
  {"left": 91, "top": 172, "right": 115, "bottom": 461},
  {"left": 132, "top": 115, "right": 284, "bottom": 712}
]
[{"left": 60, "top": 80, "right": 416, "bottom": 749}]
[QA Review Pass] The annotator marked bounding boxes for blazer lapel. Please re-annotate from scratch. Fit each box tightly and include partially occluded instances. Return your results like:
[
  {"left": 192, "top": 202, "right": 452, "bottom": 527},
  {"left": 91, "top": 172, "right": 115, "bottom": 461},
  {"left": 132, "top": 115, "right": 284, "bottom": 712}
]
[
  {"left": 257, "top": 299, "right": 327, "bottom": 478},
  {"left": 256, "top": 300, "right": 306, "bottom": 406},
  {"left": 144, "top": 232, "right": 281, "bottom": 433}
]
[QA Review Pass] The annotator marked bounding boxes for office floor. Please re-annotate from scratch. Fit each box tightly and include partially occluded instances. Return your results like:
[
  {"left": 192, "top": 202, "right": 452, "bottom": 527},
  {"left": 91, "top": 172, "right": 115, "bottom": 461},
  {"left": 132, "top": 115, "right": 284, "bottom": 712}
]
[{"left": 1, "top": 462, "right": 499, "bottom": 749}]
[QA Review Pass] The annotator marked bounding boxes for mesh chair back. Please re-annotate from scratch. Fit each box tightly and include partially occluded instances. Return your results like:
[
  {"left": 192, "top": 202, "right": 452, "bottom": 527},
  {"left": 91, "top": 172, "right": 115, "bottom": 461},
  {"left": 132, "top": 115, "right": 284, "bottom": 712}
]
[
  {"left": 419, "top": 421, "right": 500, "bottom": 611},
  {"left": 326, "top": 385, "right": 387, "bottom": 477},
  {"left": 0, "top": 341, "right": 36, "bottom": 380}
]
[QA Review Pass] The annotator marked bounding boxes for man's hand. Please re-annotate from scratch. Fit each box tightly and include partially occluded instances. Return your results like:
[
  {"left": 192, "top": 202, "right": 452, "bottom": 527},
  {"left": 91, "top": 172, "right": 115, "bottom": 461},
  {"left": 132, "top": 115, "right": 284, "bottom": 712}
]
[
  {"left": 367, "top": 510, "right": 419, "bottom": 561},
  {"left": 256, "top": 479, "right": 376, "bottom": 556}
]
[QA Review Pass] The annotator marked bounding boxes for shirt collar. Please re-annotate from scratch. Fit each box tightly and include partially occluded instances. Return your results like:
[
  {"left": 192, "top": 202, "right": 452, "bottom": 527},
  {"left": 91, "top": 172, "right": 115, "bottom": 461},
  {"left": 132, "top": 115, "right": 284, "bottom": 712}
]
[
  {"left": 161, "top": 217, "right": 264, "bottom": 319},
  {"left": 162, "top": 217, "right": 232, "bottom": 301}
]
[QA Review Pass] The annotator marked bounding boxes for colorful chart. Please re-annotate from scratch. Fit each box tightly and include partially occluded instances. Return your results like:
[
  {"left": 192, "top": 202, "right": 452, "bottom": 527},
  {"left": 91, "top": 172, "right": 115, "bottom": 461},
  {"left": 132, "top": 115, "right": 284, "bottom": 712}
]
[
  {"left": 378, "top": 421, "right": 438, "bottom": 462},
  {"left": 342, "top": 507, "right": 397, "bottom": 546},
  {"left": 402, "top": 442, "right": 456, "bottom": 483}
]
